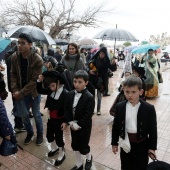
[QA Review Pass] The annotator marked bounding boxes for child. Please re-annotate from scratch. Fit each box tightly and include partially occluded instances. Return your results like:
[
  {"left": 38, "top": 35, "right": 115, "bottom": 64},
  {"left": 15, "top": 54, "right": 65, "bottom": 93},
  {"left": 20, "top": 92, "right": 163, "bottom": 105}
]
[
  {"left": 36, "top": 70, "right": 67, "bottom": 166},
  {"left": 132, "top": 66, "right": 146, "bottom": 101},
  {"left": 63, "top": 70, "right": 95, "bottom": 170},
  {"left": 111, "top": 75, "right": 157, "bottom": 170}
]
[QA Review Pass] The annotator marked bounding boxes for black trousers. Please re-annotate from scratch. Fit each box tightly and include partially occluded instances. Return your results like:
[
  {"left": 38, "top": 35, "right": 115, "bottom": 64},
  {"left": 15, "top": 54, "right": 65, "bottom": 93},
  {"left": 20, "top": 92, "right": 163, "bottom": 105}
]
[
  {"left": 71, "top": 120, "right": 92, "bottom": 155},
  {"left": 46, "top": 118, "right": 64, "bottom": 147},
  {"left": 120, "top": 139, "right": 149, "bottom": 170}
]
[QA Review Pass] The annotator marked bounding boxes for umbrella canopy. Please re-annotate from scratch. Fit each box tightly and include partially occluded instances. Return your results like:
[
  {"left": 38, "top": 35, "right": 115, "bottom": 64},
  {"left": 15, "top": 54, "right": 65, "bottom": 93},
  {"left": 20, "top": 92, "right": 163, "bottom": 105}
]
[
  {"left": 124, "top": 45, "right": 137, "bottom": 53},
  {"left": 0, "top": 38, "right": 11, "bottom": 53},
  {"left": 132, "top": 44, "right": 160, "bottom": 54},
  {"left": 77, "top": 38, "right": 98, "bottom": 46},
  {"left": 7, "top": 25, "right": 55, "bottom": 45},
  {"left": 93, "top": 28, "right": 138, "bottom": 42},
  {"left": 80, "top": 44, "right": 97, "bottom": 49},
  {"left": 55, "top": 39, "right": 69, "bottom": 46}
]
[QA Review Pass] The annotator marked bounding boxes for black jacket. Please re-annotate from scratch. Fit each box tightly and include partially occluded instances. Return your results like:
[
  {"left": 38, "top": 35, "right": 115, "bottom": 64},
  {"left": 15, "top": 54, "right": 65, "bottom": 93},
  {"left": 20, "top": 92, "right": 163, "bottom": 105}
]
[
  {"left": 111, "top": 99, "right": 157, "bottom": 150},
  {"left": 36, "top": 82, "right": 68, "bottom": 118},
  {"left": 64, "top": 89, "right": 95, "bottom": 128}
]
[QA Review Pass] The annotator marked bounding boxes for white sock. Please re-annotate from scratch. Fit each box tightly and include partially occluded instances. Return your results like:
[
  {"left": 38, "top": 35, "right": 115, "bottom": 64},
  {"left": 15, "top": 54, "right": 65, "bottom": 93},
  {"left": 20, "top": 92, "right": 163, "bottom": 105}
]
[
  {"left": 75, "top": 151, "right": 82, "bottom": 168},
  {"left": 57, "top": 147, "right": 64, "bottom": 161},
  {"left": 86, "top": 153, "right": 91, "bottom": 160},
  {"left": 50, "top": 141, "right": 58, "bottom": 151}
]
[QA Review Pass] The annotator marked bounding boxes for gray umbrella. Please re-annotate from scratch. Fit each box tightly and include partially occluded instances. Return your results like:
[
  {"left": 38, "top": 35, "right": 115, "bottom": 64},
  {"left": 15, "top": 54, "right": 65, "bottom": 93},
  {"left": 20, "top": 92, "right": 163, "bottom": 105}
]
[
  {"left": 77, "top": 38, "right": 98, "bottom": 46},
  {"left": 55, "top": 39, "right": 69, "bottom": 46},
  {"left": 93, "top": 28, "right": 138, "bottom": 41},
  {"left": 94, "top": 28, "right": 138, "bottom": 52},
  {"left": 7, "top": 25, "right": 55, "bottom": 45}
]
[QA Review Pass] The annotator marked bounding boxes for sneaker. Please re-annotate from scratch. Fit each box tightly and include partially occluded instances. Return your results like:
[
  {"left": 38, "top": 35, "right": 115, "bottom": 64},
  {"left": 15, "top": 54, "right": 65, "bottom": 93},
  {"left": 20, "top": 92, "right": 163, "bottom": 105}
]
[
  {"left": 36, "top": 135, "right": 43, "bottom": 146},
  {"left": 14, "top": 127, "right": 26, "bottom": 133},
  {"left": 97, "top": 111, "right": 101, "bottom": 115},
  {"left": 24, "top": 132, "right": 34, "bottom": 145}
]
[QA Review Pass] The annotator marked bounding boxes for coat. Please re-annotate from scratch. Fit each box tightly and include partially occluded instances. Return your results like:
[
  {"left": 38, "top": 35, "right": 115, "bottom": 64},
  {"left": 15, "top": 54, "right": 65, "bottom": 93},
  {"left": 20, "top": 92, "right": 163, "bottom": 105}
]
[
  {"left": 11, "top": 51, "right": 43, "bottom": 98},
  {"left": 36, "top": 82, "right": 68, "bottom": 118},
  {"left": 111, "top": 99, "right": 157, "bottom": 150},
  {"left": 0, "top": 98, "right": 13, "bottom": 138},
  {"left": 64, "top": 89, "right": 95, "bottom": 128}
]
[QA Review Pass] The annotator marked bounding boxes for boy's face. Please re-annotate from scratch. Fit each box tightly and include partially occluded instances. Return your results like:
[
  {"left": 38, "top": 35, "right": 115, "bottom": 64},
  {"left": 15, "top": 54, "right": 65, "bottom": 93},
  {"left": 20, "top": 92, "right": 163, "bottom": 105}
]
[
  {"left": 133, "top": 70, "right": 140, "bottom": 77},
  {"left": 125, "top": 72, "right": 131, "bottom": 78},
  {"left": 73, "top": 78, "right": 88, "bottom": 92},
  {"left": 123, "top": 85, "right": 143, "bottom": 105},
  {"left": 48, "top": 82, "right": 57, "bottom": 92}
]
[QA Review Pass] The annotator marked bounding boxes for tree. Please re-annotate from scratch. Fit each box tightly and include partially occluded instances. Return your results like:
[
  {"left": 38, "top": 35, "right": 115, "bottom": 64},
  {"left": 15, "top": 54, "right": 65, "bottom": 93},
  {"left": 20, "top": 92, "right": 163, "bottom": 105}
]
[
  {"left": 123, "top": 41, "right": 132, "bottom": 47},
  {"left": 149, "top": 32, "right": 170, "bottom": 49},
  {"left": 0, "top": 0, "right": 113, "bottom": 39}
]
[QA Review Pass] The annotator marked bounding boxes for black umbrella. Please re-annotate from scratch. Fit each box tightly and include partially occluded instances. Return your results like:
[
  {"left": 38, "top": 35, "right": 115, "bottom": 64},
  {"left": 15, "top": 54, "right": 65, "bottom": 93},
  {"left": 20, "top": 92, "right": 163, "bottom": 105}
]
[
  {"left": 55, "top": 39, "right": 69, "bottom": 46},
  {"left": 93, "top": 25, "right": 138, "bottom": 52},
  {"left": 7, "top": 25, "right": 55, "bottom": 45}
]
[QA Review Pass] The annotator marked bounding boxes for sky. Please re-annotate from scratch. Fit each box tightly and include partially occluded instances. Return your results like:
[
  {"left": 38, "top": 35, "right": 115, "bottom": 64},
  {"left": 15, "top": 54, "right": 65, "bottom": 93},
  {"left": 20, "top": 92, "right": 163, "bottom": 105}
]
[
  {"left": 1, "top": 0, "right": 170, "bottom": 45},
  {"left": 76, "top": 0, "right": 170, "bottom": 43}
]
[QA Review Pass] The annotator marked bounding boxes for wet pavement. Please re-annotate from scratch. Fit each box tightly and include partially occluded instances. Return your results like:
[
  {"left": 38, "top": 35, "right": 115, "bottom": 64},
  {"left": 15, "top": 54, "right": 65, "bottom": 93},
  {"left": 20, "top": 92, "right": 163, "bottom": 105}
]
[{"left": 1, "top": 62, "right": 170, "bottom": 170}]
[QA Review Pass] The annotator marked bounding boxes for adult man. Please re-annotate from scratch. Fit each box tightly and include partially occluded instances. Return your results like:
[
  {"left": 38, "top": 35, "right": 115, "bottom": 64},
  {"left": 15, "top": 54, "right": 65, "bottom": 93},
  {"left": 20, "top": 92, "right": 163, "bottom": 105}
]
[{"left": 11, "top": 33, "right": 43, "bottom": 145}]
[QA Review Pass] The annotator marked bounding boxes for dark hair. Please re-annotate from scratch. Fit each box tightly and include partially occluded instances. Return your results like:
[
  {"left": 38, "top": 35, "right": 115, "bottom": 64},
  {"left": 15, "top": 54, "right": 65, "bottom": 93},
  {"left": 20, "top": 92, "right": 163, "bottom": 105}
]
[
  {"left": 80, "top": 48, "right": 85, "bottom": 53},
  {"left": 74, "top": 70, "right": 89, "bottom": 82},
  {"left": 65, "top": 43, "right": 80, "bottom": 61},
  {"left": 47, "top": 48, "right": 54, "bottom": 57},
  {"left": 18, "top": 33, "right": 33, "bottom": 43},
  {"left": 148, "top": 49, "right": 154, "bottom": 52},
  {"left": 123, "top": 75, "right": 142, "bottom": 90}
]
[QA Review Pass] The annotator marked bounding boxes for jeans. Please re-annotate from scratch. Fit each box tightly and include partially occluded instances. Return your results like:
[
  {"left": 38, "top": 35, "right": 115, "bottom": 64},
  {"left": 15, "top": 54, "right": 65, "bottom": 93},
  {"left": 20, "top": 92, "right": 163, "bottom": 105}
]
[
  {"left": 97, "top": 90, "right": 102, "bottom": 112},
  {"left": 22, "top": 94, "right": 43, "bottom": 135}
]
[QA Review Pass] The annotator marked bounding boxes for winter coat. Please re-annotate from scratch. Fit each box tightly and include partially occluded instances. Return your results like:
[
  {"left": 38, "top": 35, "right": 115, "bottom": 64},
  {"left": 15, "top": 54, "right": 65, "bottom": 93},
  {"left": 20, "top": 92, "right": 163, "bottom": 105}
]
[
  {"left": 0, "top": 98, "right": 13, "bottom": 137},
  {"left": 11, "top": 51, "right": 43, "bottom": 98}
]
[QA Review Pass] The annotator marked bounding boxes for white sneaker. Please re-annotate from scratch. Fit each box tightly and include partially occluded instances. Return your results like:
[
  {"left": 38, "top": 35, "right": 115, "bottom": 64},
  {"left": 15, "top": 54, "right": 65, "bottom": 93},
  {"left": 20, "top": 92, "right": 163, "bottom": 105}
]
[{"left": 97, "top": 111, "right": 101, "bottom": 115}]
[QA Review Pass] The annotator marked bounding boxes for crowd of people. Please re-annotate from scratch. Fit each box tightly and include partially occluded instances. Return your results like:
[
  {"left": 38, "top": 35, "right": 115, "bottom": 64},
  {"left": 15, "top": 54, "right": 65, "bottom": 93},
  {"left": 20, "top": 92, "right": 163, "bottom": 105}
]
[{"left": 0, "top": 32, "right": 161, "bottom": 170}]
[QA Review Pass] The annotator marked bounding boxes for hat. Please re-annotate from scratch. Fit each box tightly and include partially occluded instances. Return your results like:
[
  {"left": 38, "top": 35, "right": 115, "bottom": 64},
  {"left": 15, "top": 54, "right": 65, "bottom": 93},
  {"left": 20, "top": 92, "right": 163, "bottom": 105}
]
[
  {"left": 42, "top": 70, "right": 65, "bottom": 84},
  {"left": 133, "top": 66, "right": 146, "bottom": 79},
  {"left": 18, "top": 33, "right": 33, "bottom": 43}
]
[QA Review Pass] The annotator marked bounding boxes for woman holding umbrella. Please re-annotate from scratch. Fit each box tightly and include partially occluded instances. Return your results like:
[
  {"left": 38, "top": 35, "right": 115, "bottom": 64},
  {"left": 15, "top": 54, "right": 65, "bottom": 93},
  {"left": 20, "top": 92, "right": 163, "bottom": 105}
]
[{"left": 145, "top": 49, "right": 159, "bottom": 98}]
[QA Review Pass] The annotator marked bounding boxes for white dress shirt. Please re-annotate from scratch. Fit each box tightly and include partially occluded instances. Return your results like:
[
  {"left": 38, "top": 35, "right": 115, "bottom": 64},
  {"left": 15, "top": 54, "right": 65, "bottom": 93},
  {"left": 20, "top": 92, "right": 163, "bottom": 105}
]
[
  {"left": 125, "top": 101, "right": 141, "bottom": 133},
  {"left": 50, "top": 85, "right": 64, "bottom": 100}
]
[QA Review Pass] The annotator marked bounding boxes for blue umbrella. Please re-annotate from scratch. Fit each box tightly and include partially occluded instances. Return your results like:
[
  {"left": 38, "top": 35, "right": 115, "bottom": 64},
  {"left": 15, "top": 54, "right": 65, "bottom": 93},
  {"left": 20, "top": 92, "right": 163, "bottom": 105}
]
[
  {"left": 0, "top": 38, "right": 11, "bottom": 53},
  {"left": 132, "top": 44, "right": 160, "bottom": 54}
]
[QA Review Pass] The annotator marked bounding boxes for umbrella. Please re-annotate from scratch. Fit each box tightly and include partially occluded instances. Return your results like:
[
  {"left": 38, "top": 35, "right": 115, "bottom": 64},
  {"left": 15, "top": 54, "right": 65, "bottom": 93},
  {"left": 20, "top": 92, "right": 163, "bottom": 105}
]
[
  {"left": 80, "top": 44, "right": 97, "bottom": 49},
  {"left": 7, "top": 25, "right": 55, "bottom": 45},
  {"left": 132, "top": 44, "right": 160, "bottom": 54},
  {"left": 90, "top": 47, "right": 99, "bottom": 54},
  {"left": 77, "top": 38, "right": 98, "bottom": 46},
  {"left": 0, "top": 38, "right": 11, "bottom": 53},
  {"left": 93, "top": 27, "right": 138, "bottom": 53},
  {"left": 124, "top": 45, "right": 137, "bottom": 53},
  {"left": 55, "top": 39, "right": 69, "bottom": 46}
]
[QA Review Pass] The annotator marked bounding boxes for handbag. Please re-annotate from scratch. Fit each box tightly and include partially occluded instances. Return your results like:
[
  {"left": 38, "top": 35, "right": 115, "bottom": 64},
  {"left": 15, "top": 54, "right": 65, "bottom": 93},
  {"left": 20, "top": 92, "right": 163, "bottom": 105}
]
[
  {"left": 147, "top": 153, "right": 170, "bottom": 170},
  {"left": 157, "top": 71, "right": 163, "bottom": 83},
  {"left": 0, "top": 135, "right": 18, "bottom": 156}
]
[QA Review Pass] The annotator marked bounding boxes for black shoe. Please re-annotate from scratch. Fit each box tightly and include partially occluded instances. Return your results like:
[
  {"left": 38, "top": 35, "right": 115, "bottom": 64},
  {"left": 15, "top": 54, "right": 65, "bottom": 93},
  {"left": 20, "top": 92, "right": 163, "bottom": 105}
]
[
  {"left": 29, "top": 112, "right": 34, "bottom": 118},
  {"left": 54, "top": 154, "right": 66, "bottom": 166},
  {"left": 70, "top": 165, "right": 83, "bottom": 170},
  {"left": 85, "top": 155, "right": 93, "bottom": 170},
  {"left": 36, "top": 135, "right": 43, "bottom": 146},
  {"left": 103, "top": 93, "right": 110, "bottom": 97},
  {"left": 24, "top": 132, "right": 34, "bottom": 145},
  {"left": 48, "top": 148, "right": 59, "bottom": 157}
]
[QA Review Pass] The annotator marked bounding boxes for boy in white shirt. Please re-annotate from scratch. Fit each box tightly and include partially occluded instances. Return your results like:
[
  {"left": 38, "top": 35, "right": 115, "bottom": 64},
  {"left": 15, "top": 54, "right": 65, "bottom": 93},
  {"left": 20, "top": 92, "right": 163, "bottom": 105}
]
[
  {"left": 111, "top": 75, "right": 157, "bottom": 170},
  {"left": 63, "top": 70, "right": 95, "bottom": 170}
]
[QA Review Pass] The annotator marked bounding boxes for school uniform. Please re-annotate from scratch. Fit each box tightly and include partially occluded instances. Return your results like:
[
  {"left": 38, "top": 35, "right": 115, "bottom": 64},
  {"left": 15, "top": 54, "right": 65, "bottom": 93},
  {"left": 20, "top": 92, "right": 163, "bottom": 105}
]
[
  {"left": 37, "top": 82, "right": 68, "bottom": 147},
  {"left": 111, "top": 99, "right": 157, "bottom": 170},
  {"left": 64, "top": 88, "right": 95, "bottom": 155}
]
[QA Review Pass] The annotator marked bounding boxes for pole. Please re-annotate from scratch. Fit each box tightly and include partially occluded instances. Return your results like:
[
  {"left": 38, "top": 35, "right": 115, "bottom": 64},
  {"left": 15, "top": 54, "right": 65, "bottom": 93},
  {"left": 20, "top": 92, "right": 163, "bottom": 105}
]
[{"left": 114, "top": 38, "right": 116, "bottom": 54}]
